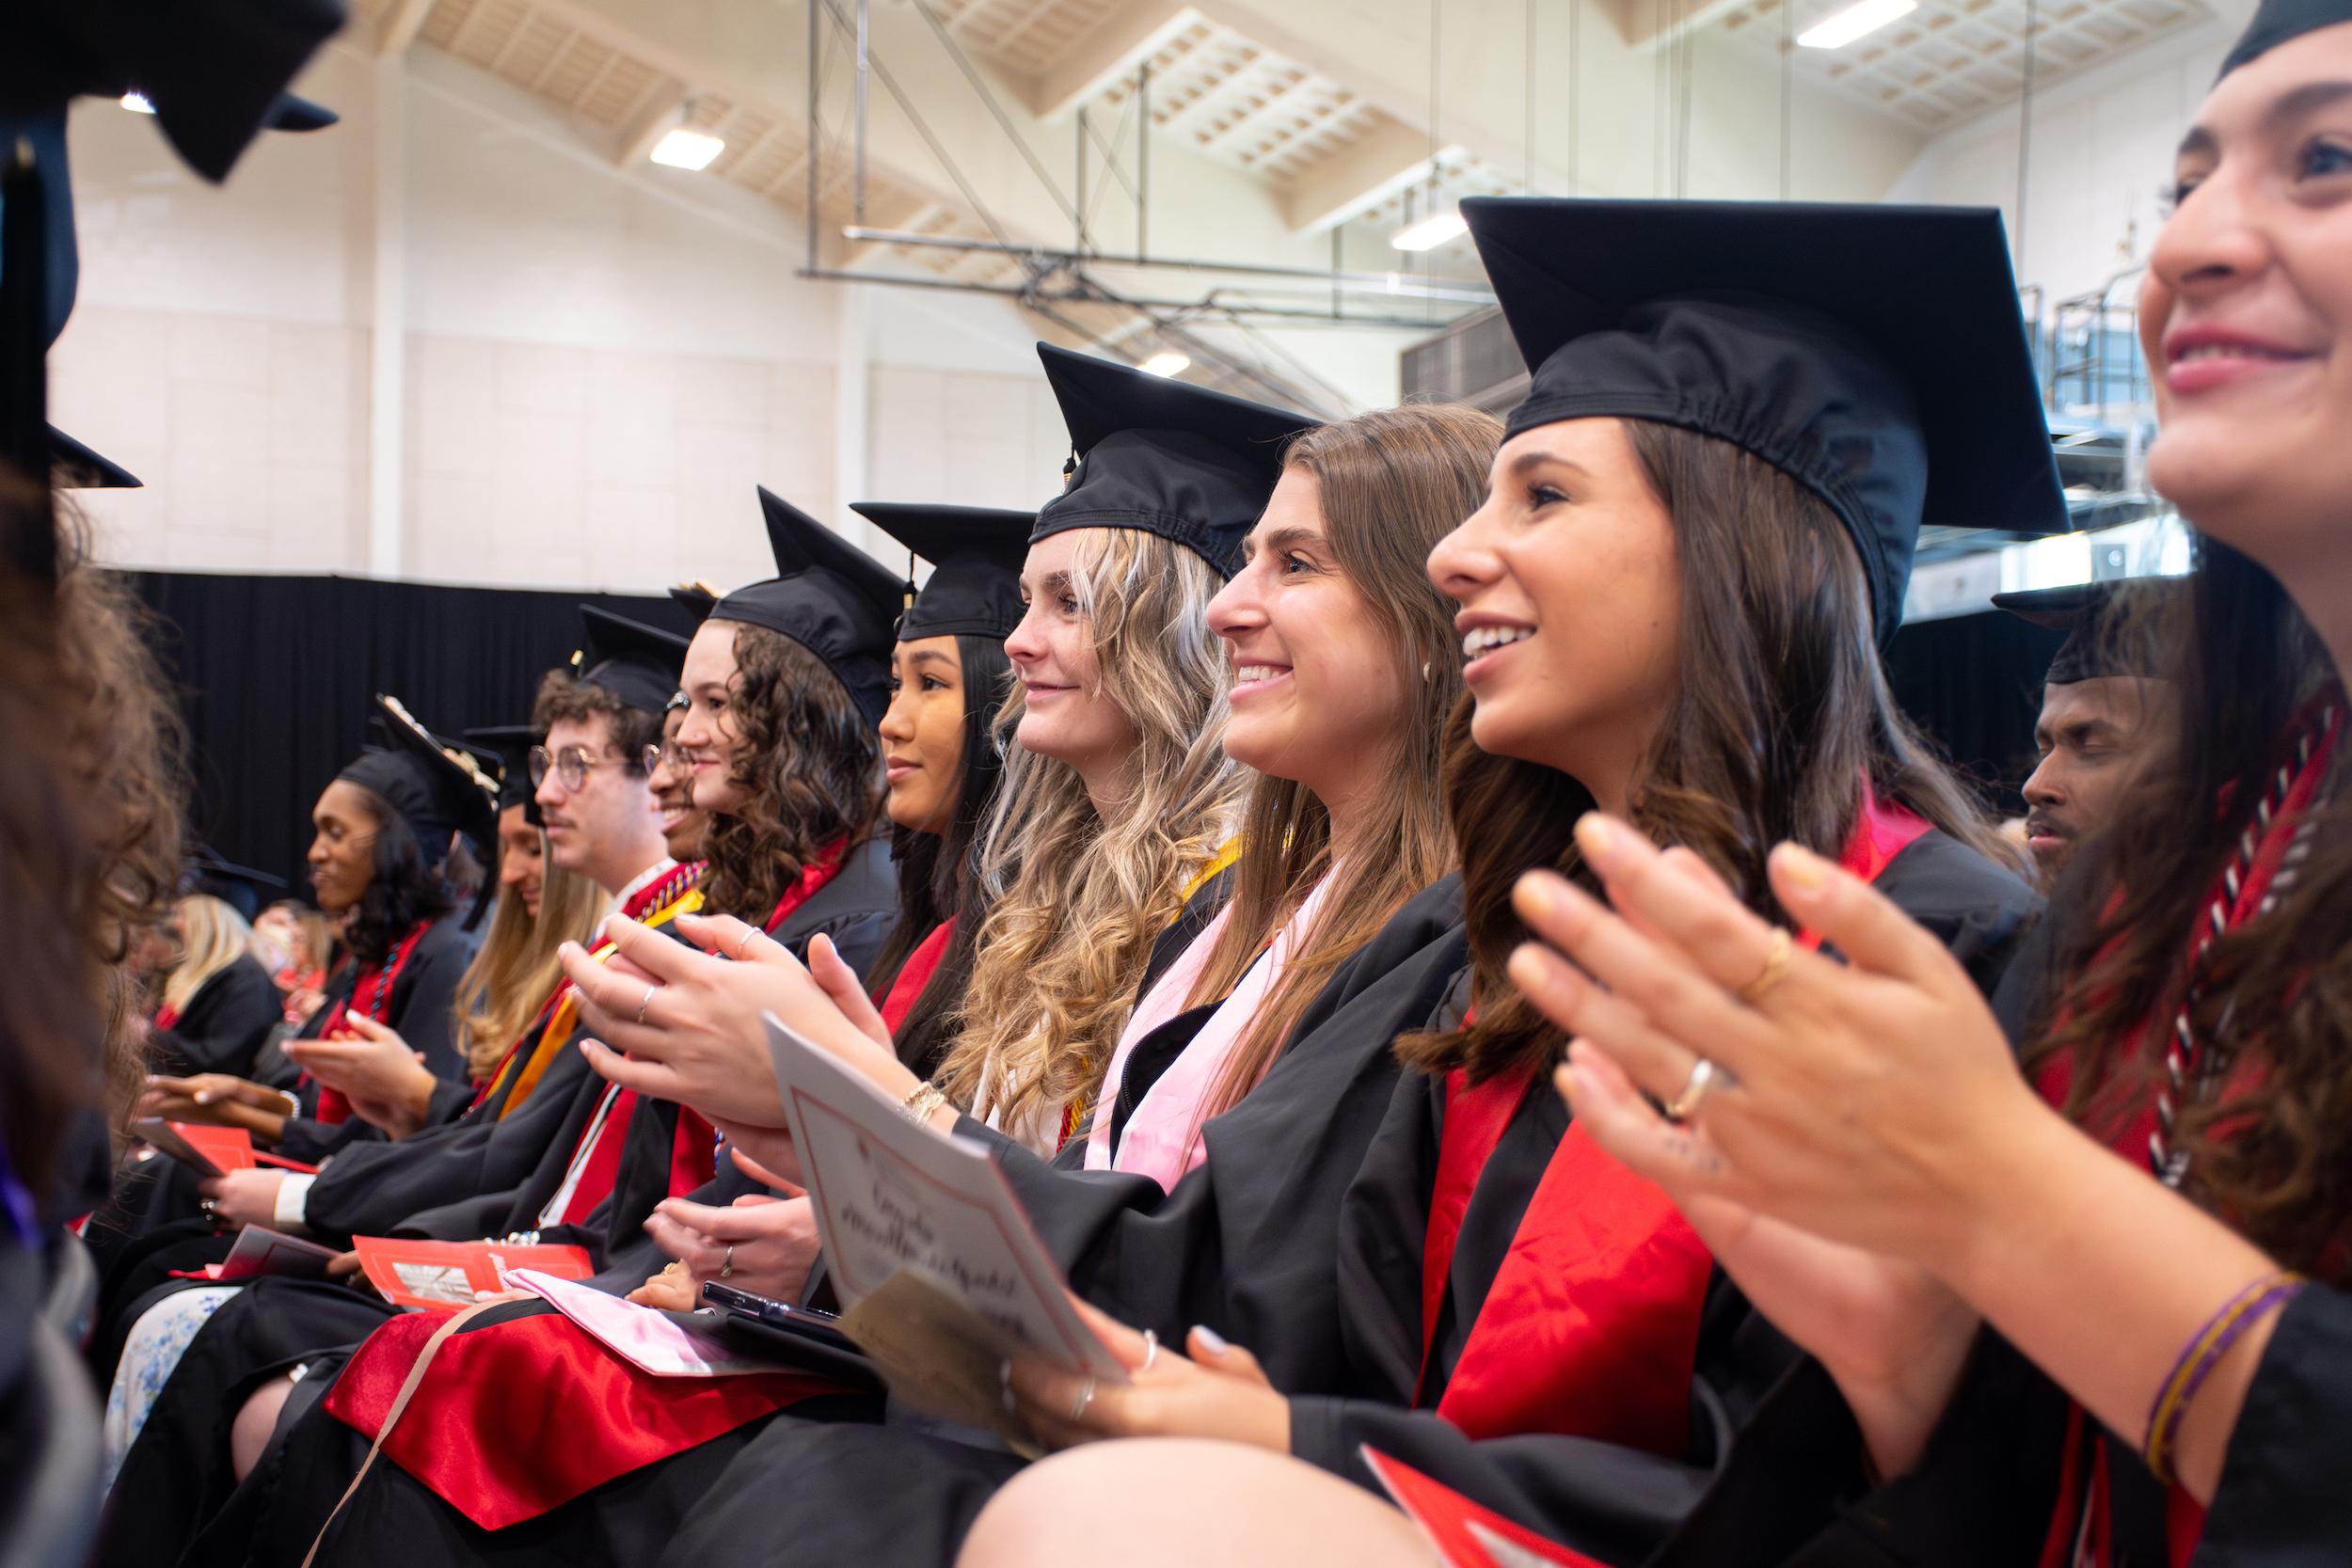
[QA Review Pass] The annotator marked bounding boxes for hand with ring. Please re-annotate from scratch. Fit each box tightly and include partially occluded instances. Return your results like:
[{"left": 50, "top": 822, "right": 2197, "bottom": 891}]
[
  {"left": 1002, "top": 1297, "right": 1287, "bottom": 1453},
  {"left": 558, "top": 915, "right": 917, "bottom": 1132},
  {"left": 638, "top": 1145, "right": 823, "bottom": 1305}
]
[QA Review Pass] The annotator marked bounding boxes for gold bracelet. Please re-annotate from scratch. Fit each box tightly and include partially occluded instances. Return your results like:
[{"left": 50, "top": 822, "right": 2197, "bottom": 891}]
[{"left": 899, "top": 1080, "right": 948, "bottom": 1126}]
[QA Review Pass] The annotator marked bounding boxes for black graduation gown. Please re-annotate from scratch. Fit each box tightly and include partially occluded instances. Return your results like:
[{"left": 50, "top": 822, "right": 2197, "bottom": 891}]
[
  {"left": 154, "top": 847, "right": 901, "bottom": 1568},
  {"left": 150, "top": 956, "right": 285, "bottom": 1080},
  {"left": 227, "top": 860, "right": 1397, "bottom": 1568},
  {"left": 1261, "top": 829, "right": 2038, "bottom": 1568}
]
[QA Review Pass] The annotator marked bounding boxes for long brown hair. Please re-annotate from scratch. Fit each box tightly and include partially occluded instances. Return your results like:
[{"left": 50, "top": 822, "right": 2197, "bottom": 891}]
[
  {"left": 700, "top": 621, "right": 885, "bottom": 922},
  {"left": 1182, "top": 405, "right": 1489, "bottom": 1124},
  {"left": 1403, "top": 419, "right": 2013, "bottom": 1084},
  {"left": 2026, "top": 543, "right": 2352, "bottom": 1281}
]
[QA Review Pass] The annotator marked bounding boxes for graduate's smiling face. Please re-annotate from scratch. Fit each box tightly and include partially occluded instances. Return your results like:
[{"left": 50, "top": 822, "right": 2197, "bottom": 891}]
[
  {"left": 649, "top": 702, "right": 708, "bottom": 860},
  {"left": 1208, "top": 467, "right": 1406, "bottom": 802},
  {"left": 494, "top": 804, "right": 545, "bottom": 920},
  {"left": 1427, "top": 418, "right": 1681, "bottom": 793},
  {"left": 880, "top": 636, "right": 970, "bottom": 836},
  {"left": 1002, "top": 529, "right": 1137, "bottom": 776},
  {"left": 678, "top": 620, "right": 750, "bottom": 816},
  {"left": 306, "top": 780, "right": 382, "bottom": 913},
  {"left": 534, "top": 711, "right": 661, "bottom": 888},
  {"left": 2140, "top": 23, "right": 2352, "bottom": 579}
]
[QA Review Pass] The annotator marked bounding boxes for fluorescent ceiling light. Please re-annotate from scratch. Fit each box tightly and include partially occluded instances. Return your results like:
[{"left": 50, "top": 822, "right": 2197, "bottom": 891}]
[
  {"left": 1797, "top": 0, "right": 1916, "bottom": 49},
  {"left": 1139, "top": 352, "right": 1191, "bottom": 377},
  {"left": 1391, "top": 209, "right": 1469, "bottom": 252},
  {"left": 649, "top": 128, "right": 725, "bottom": 170},
  {"left": 120, "top": 92, "right": 156, "bottom": 114}
]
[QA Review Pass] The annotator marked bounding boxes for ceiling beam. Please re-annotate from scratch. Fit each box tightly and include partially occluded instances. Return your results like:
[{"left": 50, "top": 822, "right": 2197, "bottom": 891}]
[
  {"left": 374, "top": 0, "right": 437, "bottom": 57},
  {"left": 1024, "top": 0, "right": 1203, "bottom": 120},
  {"left": 1279, "top": 119, "right": 1441, "bottom": 232},
  {"left": 1595, "top": 0, "right": 1759, "bottom": 52}
]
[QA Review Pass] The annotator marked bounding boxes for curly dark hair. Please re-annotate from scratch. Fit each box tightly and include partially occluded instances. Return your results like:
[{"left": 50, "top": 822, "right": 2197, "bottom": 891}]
[
  {"left": 340, "top": 786, "right": 459, "bottom": 964},
  {"left": 532, "top": 668, "right": 662, "bottom": 769},
  {"left": 698, "top": 621, "right": 885, "bottom": 922},
  {"left": 873, "top": 633, "right": 1012, "bottom": 1077}
]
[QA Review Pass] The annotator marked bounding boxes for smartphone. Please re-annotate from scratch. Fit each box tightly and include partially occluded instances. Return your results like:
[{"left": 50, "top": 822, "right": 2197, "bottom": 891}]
[{"left": 699, "top": 1281, "right": 862, "bottom": 1354}]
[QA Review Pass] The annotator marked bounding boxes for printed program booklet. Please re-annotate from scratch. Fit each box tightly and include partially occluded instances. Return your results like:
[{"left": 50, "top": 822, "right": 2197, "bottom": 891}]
[{"left": 350, "top": 1237, "right": 595, "bottom": 1311}]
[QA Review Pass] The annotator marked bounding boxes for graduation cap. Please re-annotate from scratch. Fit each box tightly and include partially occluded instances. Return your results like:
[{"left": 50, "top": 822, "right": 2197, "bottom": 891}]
[
  {"left": 49, "top": 425, "right": 139, "bottom": 488},
  {"left": 2220, "top": 0, "right": 2352, "bottom": 74},
  {"left": 337, "top": 694, "right": 501, "bottom": 865},
  {"left": 669, "top": 580, "right": 722, "bottom": 624},
  {"left": 850, "top": 501, "right": 1034, "bottom": 643},
  {"left": 182, "top": 848, "right": 287, "bottom": 923},
  {"left": 709, "top": 487, "right": 900, "bottom": 723},
  {"left": 575, "top": 605, "right": 689, "bottom": 715},
  {"left": 1992, "top": 580, "right": 2171, "bottom": 686},
  {"left": 1461, "top": 198, "right": 2071, "bottom": 645},
  {"left": 463, "top": 722, "right": 543, "bottom": 826},
  {"left": 1031, "top": 344, "right": 1315, "bottom": 579}
]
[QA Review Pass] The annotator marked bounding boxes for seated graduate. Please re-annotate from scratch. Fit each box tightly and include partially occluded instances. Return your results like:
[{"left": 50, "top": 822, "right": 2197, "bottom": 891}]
[
  {"left": 140, "top": 866, "right": 288, "bottom": 1081},
  {"left": 647, "top": 697, "right": 713, "bottom": 865},
  {"left": 956, "top": 195, "right": 2065, "bottom": 1568},
  {"left": 1135, "top": 8, "right": 2352, "bottom": 1566},
  {"left": 1994, "top": 579, "right": 2180, "bottom": 883},
  {"left": 624, "top": 497, "right": 1027, "bottom": 1312}
]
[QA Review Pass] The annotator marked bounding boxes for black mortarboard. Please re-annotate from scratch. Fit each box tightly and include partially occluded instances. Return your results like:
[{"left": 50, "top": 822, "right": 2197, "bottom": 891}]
[
  {"left": 669, "top": 580, "right": 722, "bottom": 624},
  {"left": 2220, "top": 0, "right": 2351, "bottom": 73},
  {"left": 709, "top": 488, "right": 900, "bottom": 722},
  {"left": 576, "top": 606, "right": 688, "bottom": 715},
  {"left": 182, "top": 848, "right": 287, "bottom": 923},
  {"left": 850, "top": 501, "right": 1034, "bottom": 642},
  {"left": 1462, "top": 198, "right": 2070, "bottom": 645},
  {"left": 337, "top": 694, "right": 500, "bottom": 863},
  {"left": 49, "top": 425, "right": 140, "bottom": 488},
  {"left": 1031, "top": 344, "right": 1314, "bottom": 579},
  {"left": 462, "top": 723, "right": 543, "bottom": 824},
  {"left": 1992, "top": 580, "right": 2169, "bottom": 686}
]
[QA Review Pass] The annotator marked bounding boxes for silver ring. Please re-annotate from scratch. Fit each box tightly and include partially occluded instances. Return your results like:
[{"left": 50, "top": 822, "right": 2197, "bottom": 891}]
[
  {"left": 635, "top": 983, "right": 658, "bottom": 1025},
  {"left": 1140, "top": 1329, "right": 1158, "bottom": 1371},
  {"left": 720, "top": 1243, "right": 736, "bottom": 1279},
  {"left": 1665, "top": 1057, "right": 1722, "bottom": 1122},
  {"left": 1068, "top": 1376, "right": 1096, "bottom": 1421},
  {"left": 199, "top": 1198, "right": 219, "bottom": 1224},
  {"left": 731, "top": 927, "right": 765, "bottom": 961}
]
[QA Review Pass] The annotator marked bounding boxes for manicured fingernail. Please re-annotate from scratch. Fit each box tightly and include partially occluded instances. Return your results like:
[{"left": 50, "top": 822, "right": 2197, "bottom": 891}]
[
  {"left": 1772, "top": 841, "right": 1826, "bottom": 892},
  {"left": 1192, "top": 1323, "right": 1229, "bottom": 1354},
  {"left": 1574, "top": 813, "right": 1619, "bottom": 868},
  {"left": 195, "top": 1092, "right": 215, "bottom": 1104},
  {"left": 345, "top": 1008, "right": 363, "bottom": 1024},
  {"left": 1506, "top": 943, "right": 1551, "bottom": 998},
  {"left": 1552, "top": 1062, "right": 1576, "bottom": 1108}
]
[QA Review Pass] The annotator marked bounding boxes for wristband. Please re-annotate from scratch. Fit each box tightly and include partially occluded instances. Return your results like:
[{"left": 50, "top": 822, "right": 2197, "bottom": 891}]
[
  {"left": 2144, "top": 1270, "right": 2306, "bottom": 1485},
  {"left": 899, "top": 1080, "right": 949, "bottom": 1127}
]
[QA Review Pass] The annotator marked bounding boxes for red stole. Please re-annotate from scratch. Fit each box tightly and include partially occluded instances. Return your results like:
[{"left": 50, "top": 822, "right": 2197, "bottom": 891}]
[
  {"left": 550, "top": 845, "right": 846, "bottom": 1227},
  {"left": 1417, "top": 797, "right": 1932, "bottom": 1453},
  {"left": 878, "top": 919, "right": 956, "bottom": 1035},
  {"left": 310, "top": 922, "right": 432, "bottom": 1125},
  {"left": 151, "top": 1003, "right": 182, "bottom": 1032},
  {"left": 322, "top": 1308, "right": 840, "bottom": 1530}
]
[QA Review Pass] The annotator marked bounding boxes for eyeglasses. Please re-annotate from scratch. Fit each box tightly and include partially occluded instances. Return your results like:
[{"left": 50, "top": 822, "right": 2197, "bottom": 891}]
[
  {"left": 528, "top": 744, "right": 627, "bottom": 793},
  {"left": 640, "top": 740, "right": 691, "bottom": 775}
]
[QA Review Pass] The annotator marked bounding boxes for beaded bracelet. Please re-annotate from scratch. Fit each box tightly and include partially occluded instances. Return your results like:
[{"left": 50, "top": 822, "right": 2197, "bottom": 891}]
[{"left": 2143, "top": 1269, "right": 2306, "bottom": 1486}]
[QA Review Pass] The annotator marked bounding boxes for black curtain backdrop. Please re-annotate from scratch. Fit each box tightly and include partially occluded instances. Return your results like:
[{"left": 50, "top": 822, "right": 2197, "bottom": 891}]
[
  {"left": 120, "top": 571, "right": 699, "bottom": 897},
  {"left": 119, "top": 570, "right": 2067, "bottom": 900}
]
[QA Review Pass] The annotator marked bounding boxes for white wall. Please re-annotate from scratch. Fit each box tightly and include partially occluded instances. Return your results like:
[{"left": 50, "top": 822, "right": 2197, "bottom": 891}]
[{"left": 1883, "top": 21, "right": 2231, "bottom": 302}]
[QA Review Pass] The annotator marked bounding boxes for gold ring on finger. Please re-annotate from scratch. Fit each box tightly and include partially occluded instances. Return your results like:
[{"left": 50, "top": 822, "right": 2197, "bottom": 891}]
[{"left": 1736, "top": 927, "right": 1793, "bottom": 1006}]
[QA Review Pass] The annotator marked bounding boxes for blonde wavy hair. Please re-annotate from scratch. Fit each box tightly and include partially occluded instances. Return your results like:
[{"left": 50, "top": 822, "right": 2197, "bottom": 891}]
[
  {"left": 938, "top": 527, "right": 1242, "bottom": 1137},
  {"left": 161, "top": 895, "right": 255, "bottom": 1017},
  {"left": 454, "top": 850, "right": 612, "bottom": 1083}
]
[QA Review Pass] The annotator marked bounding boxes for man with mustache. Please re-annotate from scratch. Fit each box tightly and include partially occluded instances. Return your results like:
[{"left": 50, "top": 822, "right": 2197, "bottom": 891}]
[{"left": 1996, "top": 578, "right": 2176, "bottom": 881}]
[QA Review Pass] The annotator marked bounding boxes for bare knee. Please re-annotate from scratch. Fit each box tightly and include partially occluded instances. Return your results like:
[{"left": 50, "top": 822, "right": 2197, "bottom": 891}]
[{"left": 230, "top": 1373, "right": 298, "bottom": 1483}]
